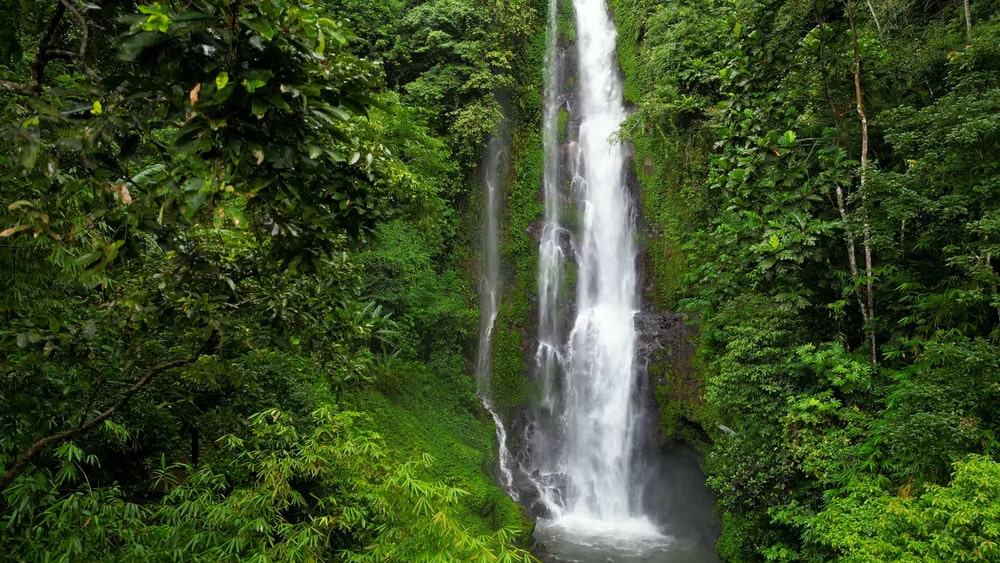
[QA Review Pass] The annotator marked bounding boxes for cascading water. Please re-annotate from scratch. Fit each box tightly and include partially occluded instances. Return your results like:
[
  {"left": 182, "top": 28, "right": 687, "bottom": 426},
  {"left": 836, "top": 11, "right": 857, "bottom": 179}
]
[
  {"left": 476, "top": 135, "right": 517, "bottom": 498},
  {"left": 525, "top": 0, "right": 570, "bottom": 520},
  {"left": 559, "top": 0, "right": 641, "bottom": 522},
  {"left": 531, "top": 0, "right": 654, "bottom": 533},
  {"left": 525, "top": 0, "right": 715, "bottom": 558},
  {"left": 536, "top": 0, "right": 566, "bottom": 411}
]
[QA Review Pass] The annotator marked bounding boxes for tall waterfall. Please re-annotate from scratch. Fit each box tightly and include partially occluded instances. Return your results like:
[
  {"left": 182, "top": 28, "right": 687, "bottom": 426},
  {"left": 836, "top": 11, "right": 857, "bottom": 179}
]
[
  {"left": 563, "top": 0, "right": 638, "bottom": 520},
  {"left": 514, "top": 1, "right": 725, "bottom": 558},
  {"left": 477, "top": 135, "right": 517, "bottom": 497},
  {"left": 531, "top": 0, "right": 661, "bottom": 542}
]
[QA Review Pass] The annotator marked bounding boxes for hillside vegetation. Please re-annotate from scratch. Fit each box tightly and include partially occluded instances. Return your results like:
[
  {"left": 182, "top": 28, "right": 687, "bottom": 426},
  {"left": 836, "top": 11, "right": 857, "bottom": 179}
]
[
  {"left": 611, "top": 0, "right": 1000, "bottom": 559},
  {"left": 4, "top": 0, "right": 999, "bottom": 561},
  {"left": 0, "top": 0, "right": 539, "bottom": 560}
]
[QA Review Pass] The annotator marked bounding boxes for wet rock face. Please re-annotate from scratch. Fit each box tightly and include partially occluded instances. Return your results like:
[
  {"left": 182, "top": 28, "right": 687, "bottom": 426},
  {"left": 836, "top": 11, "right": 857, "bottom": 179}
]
[
  {"left": 525, "top": 219, "right": 576, "bottom": 265},
  {"left": 635, "top": 310, "right": 695, "bottom": 374},
  {"left": 504, "top": 408, "right": 570, "bottom": 520}
]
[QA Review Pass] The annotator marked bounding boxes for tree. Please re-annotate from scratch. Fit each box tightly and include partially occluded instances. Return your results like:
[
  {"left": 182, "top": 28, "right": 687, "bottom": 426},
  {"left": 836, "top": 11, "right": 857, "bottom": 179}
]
[
  {"left": 0, "top": 0, "right": 397, "bottom": 493},
  {"left": 2, "top": 1, "right": 537, "bottom": 559}
]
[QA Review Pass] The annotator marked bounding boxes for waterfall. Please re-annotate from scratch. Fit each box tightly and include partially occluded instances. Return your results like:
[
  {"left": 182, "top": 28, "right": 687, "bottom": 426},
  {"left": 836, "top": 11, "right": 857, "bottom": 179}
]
[
  {"left": 477, "top": 135, "right": 517, "bottom": 498},
  {"left": 514, "top": 2, "right": 724, "bottom": 559},
  {"left": 536, "top": 0, "right": 566, "bottom": 413},
  {"left": 530, "top": 0, "right": 662, "bottom": 544},
  {"left": 562, "top": 0, "right": 637, "bottom": 520}
]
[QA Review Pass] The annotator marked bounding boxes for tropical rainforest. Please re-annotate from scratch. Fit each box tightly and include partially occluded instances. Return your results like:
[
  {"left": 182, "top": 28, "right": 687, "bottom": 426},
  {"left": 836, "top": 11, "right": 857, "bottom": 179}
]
[
  {"left": 0, "top": 0, "right": 536, "bottom": 560},
  {"left": 607, "top": 0, "right": 1000, "bottom": 560},
  {"left": 1, "top": 0, "right": 999, "bottom": 562}
]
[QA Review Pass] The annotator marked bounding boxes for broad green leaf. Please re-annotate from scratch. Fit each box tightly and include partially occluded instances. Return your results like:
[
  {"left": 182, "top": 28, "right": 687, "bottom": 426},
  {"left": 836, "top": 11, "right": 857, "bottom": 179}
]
[{"left": 19, "top": 139, "right": 39, "bottom": 170}]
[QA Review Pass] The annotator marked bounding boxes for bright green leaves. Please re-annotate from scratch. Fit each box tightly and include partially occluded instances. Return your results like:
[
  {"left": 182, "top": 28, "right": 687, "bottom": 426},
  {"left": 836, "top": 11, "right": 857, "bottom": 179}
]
[
  {"left": 107, "top": 0, "right": 392, "bottom": 268},
  {"left": 778, "top": 129, "right": 796, "bottom": 149},
  {"left": 811, "top": 456, "right": 1000, "bottom": 562},
  {"left": 240, "top": 70, "right": 271, "bottom": 95},
  {"left": 137, "top": 2, "right": 172, "bottom": 33},
  {"left": 3, "top": 404, "right": 535, "bottom": 562},
  {"left": 315, "top": 17, "right": 348, "bottom": 56}
]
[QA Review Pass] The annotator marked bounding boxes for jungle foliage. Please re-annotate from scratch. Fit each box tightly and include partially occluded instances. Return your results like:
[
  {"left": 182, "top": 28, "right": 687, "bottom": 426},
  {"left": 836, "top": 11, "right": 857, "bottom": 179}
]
[
  {"left": 0, "top": 0, "right": 538, "bottom": 561},
  {"left": 611, "top": 0, "right": 1000, "bottom": 559},
  {"left": 5, "top": 0, "right": 998, "bottom": 560}
]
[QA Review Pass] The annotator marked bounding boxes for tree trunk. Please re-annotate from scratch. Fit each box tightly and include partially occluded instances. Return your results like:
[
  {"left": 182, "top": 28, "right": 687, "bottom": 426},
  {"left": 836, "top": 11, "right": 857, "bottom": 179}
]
[
  {"left": 964, "top": 0, "right": 973, "bottom": 40},
  {"left": 849, "top": 0, "right": 877, "bottom": 364},
  {"left": 833, "top": 183, "right": 870, "bottom": 332}
]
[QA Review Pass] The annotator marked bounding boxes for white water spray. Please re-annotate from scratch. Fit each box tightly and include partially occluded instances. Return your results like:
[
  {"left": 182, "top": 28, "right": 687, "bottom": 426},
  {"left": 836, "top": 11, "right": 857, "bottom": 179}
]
[
  {"left": 562, "top": 0, "right": 637, "bottom": 521},
  {"left": 532, "top": 0, "right": 663, "bottom": 544},
  {"left": 536, "top": 0, "right": 567, "bottom": 411}
]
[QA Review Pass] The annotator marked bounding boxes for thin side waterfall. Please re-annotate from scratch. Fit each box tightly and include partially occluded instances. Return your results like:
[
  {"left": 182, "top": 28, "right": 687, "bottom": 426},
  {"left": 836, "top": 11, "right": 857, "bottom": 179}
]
[
  {"left": 536, "top": 0, "right": 565, "bottom": 410},
  {"left": 477, "top": 135, "right": 516, "bottom": 498},
  {"left": 525, "top": 0, "right": 571, "bottom": 518},
  {"left": 531, "top": 0, "right": 662, "bottom": 549}
]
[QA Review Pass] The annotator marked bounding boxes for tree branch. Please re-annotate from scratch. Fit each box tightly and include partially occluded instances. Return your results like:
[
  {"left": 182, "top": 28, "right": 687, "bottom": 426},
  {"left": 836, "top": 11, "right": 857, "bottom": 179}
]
[
  {"left": 3, "top": 1, "right": 99, "bottom": 95},
  {"left": 866, "top": 0, "right": 882, "bottom": 36},
  {"left": 0, "top": 356, "right": 195, "bottom": 493},
  {"left": 27, "top": 1, "right": 68, "bottom": 93},
  {"left": 58, "top": 0, "right": 97, "bottom": 83},
  {"left": 0, "top": 80, "right": 36, "bottom": 94}
]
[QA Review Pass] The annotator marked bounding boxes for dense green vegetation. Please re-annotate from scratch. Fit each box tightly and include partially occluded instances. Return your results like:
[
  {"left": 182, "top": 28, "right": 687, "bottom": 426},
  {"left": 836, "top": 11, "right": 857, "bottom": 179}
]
[
  {"left": 611, "top": 0, "right": 1000, "bottom": 559},
  {"left": 490, "top": 20, "right": 547, "bottom": 411},
  {"left": 0, "top": 0, "right": 539, "bottom": 560},
  {"left": 6, "top": 0, "right": 999, "bottom": 560}
]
